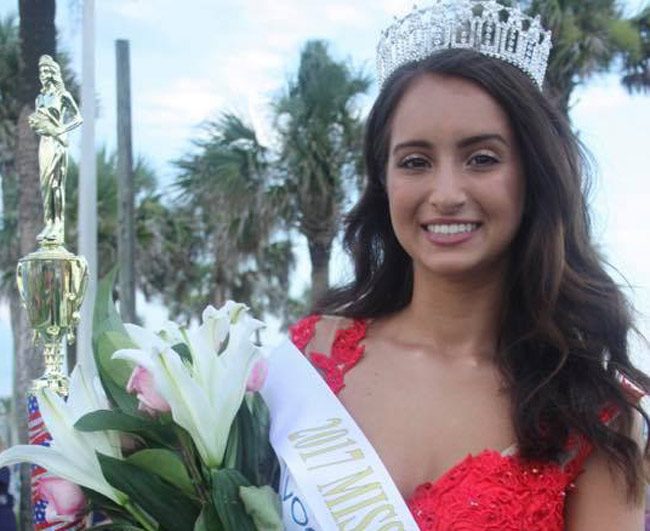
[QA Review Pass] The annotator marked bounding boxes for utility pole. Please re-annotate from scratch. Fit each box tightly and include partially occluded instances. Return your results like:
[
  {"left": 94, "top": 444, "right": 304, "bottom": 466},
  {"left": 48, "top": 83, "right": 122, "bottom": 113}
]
[
  {"left": 116, "top": 39, "right": 136, "bottom": 322},
  {"left": 78, "top": 0, "right": 97, "bottom": 373}
]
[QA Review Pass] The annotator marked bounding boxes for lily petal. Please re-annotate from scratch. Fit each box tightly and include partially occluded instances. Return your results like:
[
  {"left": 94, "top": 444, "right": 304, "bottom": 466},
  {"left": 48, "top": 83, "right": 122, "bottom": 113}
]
[
  {"left": 0, "top": 445, "right": 124, "bottom": 504},
  {"left": 124, "top": 323, "right": 168, "bottom": 353}
]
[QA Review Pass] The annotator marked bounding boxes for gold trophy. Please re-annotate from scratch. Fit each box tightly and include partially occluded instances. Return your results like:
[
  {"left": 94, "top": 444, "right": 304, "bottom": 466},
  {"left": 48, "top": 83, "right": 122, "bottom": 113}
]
[{"left": 15, "top": 55, "right": 87, "bottom": 396}]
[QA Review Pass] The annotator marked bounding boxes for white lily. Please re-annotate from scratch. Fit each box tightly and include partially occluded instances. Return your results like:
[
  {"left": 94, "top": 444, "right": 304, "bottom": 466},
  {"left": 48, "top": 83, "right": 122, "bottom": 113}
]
[
  {"left": 155, "top": 319, "right": 185, "bottom": 346},
  {"left": 114, "top": 301, "right": 264, "bottom": 469},
  {"left": 0, "top": 364, "right": 127, "bottom": 505}
]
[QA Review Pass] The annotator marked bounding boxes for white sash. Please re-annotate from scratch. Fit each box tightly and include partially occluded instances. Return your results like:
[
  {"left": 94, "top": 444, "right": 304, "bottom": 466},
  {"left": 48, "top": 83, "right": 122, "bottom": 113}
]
[{"left": 261, "top": 339, "right": 419, "bottom": 531}]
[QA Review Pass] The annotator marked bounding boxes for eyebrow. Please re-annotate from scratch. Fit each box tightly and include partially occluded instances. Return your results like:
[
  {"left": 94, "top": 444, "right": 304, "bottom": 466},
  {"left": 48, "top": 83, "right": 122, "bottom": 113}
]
[{"left": 392, "top": 133, "right": 510, "bottom": 155}]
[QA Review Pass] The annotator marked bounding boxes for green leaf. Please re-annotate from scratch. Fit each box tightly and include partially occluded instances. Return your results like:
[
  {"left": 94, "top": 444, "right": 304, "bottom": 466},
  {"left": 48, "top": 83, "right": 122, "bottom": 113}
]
[
  {"left": 92, "top": 270, "right": 140, "bottom": 414},
  {"left": 222, "top": 413, "right": 241, "bottom": 471},
  {"left": 248, "top": 393, "right": 280, "bottom": 487},
  {"left": 98, "top": 453, "right": 200, "bottom": 531},
  {"left": 97, "top": 331, "right": 136, "bottom": 385},
  {"left": 95, "top": 331, "right": 139, "bottom": 414},
  {"left": 126, "top": 449, "right": 195, "bottom": 498},
  {"left": 194, "top": 504, "right": 224, "bottom": 531},
  {"left": 235, "top": 400, "right": 259, "bottom": 486},
  {"left": 224, "top": 395, "right": 279, "bottom": 488},
  {"left": 87, "top": 523, "right": 143, "bottom": 531},
  {"left": 75, "top": 410, "right": 176, "bottom": 448},
  {"left": 210, "top": 469, "right": 257, "bottom": 531},
  {"left": 93, "top": 268, "right": 130, "bottom": 348},
  {"left": 97, "top": 370, "right": 139, "bottom": 416},
  {"left": 239, "top": 485, "right": 283, "bottom": 531},
  {"left": 172, "top": 342, "right": 192, "bottom": 364}
]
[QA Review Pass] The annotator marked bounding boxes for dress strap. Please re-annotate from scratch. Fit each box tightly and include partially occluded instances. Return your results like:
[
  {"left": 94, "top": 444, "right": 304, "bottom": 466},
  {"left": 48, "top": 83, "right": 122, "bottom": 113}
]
[
  {"left": 560, "top": 374, "right": 646, "bottom": 480},
  {"left": 288, "top": 315, "right": 320, "bottom": 353},
  {"left": 289, "top": 315, "right": 368, "bottom": 394}
]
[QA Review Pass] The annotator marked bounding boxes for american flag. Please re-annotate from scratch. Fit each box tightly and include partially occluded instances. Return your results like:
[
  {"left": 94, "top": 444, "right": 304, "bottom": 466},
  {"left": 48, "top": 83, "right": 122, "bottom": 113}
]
[{"left": 28, "top": 394, "right": 85, "bottom": 531}]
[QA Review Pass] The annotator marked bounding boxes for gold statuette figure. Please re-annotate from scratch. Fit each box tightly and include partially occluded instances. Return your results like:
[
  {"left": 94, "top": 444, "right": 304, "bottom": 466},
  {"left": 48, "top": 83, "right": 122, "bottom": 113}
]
[
  {"left": 16, "top": 55, "right": 88, "bottom": 396},
  {"left": 29, "top": 54, "right": 83, "bottom": 245}
]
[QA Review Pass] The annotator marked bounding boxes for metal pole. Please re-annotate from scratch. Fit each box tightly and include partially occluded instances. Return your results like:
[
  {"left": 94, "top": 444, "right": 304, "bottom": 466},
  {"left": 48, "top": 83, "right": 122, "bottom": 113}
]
[
  {"left": 115, "top": 39, "right": 136, "bottom": 323},
  {"left": 77, "top": 0, "right": 97, "bottom": 372}
]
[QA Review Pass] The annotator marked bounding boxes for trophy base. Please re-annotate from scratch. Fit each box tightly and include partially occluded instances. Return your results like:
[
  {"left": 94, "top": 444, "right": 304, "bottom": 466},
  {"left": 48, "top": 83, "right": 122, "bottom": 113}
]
[{"left": 31, "top": 373, "right": 69, "bottom": 397}]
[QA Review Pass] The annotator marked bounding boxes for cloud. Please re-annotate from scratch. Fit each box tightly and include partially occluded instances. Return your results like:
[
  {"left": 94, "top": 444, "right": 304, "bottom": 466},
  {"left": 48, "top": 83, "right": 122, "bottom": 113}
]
[
  {"left": 324, "top": 3, "right": 367, "bottom": 26},
  {"left": 104, "top": 0, "right": 162, "bottom": 22},
  {"left": 572, "top": 85, "right": 632, "bottom": 112},
  {"left": 139, "top": 77, "right": 225, "bottom": 129},
  {"left": 218, "top": 49, "right": 284, "bottom": 98}
]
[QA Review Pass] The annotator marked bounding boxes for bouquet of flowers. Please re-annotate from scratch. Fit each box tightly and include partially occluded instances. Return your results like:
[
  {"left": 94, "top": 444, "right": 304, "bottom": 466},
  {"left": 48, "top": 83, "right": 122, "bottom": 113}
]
[{"left": 0, "top": 273, "right": 281, "bottom": 530}]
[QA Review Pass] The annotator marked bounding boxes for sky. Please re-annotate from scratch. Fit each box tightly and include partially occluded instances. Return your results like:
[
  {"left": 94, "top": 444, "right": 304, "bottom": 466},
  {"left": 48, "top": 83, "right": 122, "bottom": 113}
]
[{"left": 0, "top": 0, "right": 649, "bottom": 396}]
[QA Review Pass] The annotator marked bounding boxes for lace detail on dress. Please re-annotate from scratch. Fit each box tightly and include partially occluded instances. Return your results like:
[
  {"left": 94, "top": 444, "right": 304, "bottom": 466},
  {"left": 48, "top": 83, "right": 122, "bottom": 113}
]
[
  {"left": 289, "top": 314, "right": 320, "bottom": 352},
  {"left": 408, "top": 450, "right": 571, "bottom": 530},
  {"left": 289, "top": 315, "right": 367, "bottom": 394}
]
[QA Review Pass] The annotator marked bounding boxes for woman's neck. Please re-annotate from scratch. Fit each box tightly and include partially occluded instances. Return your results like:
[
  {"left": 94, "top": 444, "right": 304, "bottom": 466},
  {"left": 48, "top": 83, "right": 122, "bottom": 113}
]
[{"left": 390, "top": 266, "right": 507, "bottom": 364}]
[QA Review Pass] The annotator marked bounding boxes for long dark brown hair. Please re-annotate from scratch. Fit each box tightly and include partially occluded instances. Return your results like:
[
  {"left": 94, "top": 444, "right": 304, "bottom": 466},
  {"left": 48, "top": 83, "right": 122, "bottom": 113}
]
[{"left": 315, "top": 48, "right": 650, "bottom": 498}]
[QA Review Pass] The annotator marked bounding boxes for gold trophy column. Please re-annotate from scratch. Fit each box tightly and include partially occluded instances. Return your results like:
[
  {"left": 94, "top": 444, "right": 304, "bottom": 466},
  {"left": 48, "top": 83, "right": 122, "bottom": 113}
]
[{"left": 16, "top": 54, "right": 87, "bottom": 397}]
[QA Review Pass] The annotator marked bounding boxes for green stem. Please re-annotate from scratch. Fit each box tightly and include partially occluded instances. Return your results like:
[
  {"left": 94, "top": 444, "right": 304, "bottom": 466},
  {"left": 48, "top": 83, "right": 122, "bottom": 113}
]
[
  {"left": 124, "top": 500, "right": 157, "bottom": 531},
  {"left": 178, "top": 427, "right": 210, "bottom": 503}
]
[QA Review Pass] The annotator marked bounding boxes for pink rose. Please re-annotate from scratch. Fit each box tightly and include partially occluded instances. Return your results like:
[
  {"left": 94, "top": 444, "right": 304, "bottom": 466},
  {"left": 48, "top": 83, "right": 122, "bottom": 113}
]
[
  {"left": 37, "top": 477, "right": 85, "bottom": 523},
  {"left": 246, "top": 358, "right": 268, "bottom": 393},
  {"left": 126, "top": 366, "right": 171, "bottom": 415}
]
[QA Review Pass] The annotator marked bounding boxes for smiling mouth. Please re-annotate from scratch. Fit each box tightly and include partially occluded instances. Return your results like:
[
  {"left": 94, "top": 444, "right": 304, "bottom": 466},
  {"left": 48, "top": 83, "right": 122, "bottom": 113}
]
[{"left": 423, "top": 222, "right": 481, "bottom": 235}]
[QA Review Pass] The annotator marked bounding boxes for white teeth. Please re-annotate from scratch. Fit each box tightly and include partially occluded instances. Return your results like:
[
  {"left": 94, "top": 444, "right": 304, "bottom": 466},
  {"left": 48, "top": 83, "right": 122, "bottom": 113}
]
[{"left": 425, "top": 223, "right": 478, "bottom": 235}]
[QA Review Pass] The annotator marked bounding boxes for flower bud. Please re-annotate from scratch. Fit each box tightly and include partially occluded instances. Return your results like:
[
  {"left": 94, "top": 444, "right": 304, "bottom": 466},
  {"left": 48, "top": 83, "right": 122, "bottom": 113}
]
[
  {"left": 37, "top": 477, "right": 85, "bottom": 523},
  {"left": 126, "top": 365, "right": 171, "bottom": 415},
  {"left": 246, "top": 358, "right": 268, "bottom": 393}
]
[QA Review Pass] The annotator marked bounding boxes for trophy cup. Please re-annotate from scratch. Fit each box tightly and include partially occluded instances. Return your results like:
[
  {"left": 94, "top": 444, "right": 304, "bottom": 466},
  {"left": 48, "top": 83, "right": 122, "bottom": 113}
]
[
  {"left": 15, "top": 54, "right": 88, "bottom": 529},
  {"left": 15, "top": 54, "right": 87, "bottom": 397}
]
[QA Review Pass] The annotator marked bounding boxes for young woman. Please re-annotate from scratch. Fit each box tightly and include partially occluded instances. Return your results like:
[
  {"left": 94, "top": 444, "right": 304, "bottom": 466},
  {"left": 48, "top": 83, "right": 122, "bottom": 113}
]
[{"left": 289, "top": 2, "right": 649, "bottom": 529}]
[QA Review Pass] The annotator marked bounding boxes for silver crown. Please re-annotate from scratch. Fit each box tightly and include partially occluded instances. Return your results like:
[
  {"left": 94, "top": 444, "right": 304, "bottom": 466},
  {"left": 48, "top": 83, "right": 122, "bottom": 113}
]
[{"left": 376, "top": 0, "right": 552, "bottom": 89}]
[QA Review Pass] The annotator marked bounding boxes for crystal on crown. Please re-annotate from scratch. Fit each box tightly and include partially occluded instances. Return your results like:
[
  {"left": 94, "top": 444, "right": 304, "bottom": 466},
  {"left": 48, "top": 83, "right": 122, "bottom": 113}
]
[{"left": 376, "top": 0, "right": 552, "bottom": 89}]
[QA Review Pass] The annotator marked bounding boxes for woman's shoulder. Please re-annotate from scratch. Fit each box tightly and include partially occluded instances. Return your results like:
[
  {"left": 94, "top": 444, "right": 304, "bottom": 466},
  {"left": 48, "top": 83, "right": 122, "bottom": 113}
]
[
  {"left": 289, "top": 314, "right": 363, "bottom": 352},
  {"left": 289, "top": 314, "right": 368, "bottom": 394}
]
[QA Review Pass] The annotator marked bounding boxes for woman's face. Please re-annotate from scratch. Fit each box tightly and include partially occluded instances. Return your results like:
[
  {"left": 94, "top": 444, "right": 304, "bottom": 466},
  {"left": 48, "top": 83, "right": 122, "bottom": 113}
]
[
  {"left": 39, "top": 64, "right": 58, "bottom": 86},
  {"left": 386, "top": 73, "right": 525, "bottom": 281}
]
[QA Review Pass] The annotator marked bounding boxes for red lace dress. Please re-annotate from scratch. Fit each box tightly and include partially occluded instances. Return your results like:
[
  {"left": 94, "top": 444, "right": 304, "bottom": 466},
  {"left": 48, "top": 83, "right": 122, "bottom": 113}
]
[{"left": 289, "top": 315, "right": 621, "bottom": 531}]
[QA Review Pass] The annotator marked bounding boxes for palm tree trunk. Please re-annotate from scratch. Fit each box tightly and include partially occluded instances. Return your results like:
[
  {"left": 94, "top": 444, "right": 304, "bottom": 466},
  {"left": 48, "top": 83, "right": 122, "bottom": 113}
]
[
  {"left": 308, "top": 240, "right": 331, "bottom": 304},
  {"left": 13, "top": 105, "right": 45, "bottom": 531}
]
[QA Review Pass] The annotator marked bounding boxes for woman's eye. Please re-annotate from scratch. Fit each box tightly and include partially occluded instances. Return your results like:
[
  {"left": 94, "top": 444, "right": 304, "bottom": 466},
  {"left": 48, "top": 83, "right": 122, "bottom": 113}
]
[
  {"left": 469, "top": 153, "right": 499, "bottom": 167},
  {"left": 397, "top": 156, "right": 429, "bottom": 170}
]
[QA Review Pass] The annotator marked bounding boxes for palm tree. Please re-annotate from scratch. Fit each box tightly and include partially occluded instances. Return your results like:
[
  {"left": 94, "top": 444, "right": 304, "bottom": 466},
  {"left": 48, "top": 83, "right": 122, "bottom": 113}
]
[
  {"left": 0, "top": 14, "right": 21, "bottom": 173},
  {"left": 274, "top": 40, "right": 369, "bottom": 302},
  {"left": 172, "top": 113, "right": 294, "bottom": 323},
  {"left": 0, "top": 14, "right": 21, "bottom": 300},
  {"left": 620, "top": 5, "right": 650, "bottom": 93},
  {"left": 64, "top": 148, "right": 157, "bottom": 278},
  {"left": 133, "top": 195, "right": 206, "bottom": 323},
  {"left": 527, "top": 0, "right": 650, "bottom": 113}
]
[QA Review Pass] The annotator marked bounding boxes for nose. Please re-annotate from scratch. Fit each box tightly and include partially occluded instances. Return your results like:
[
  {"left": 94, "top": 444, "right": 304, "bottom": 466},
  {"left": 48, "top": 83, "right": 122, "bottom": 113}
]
[{"left": 427, "top": 162, "right": 467, "bottom": 214}]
